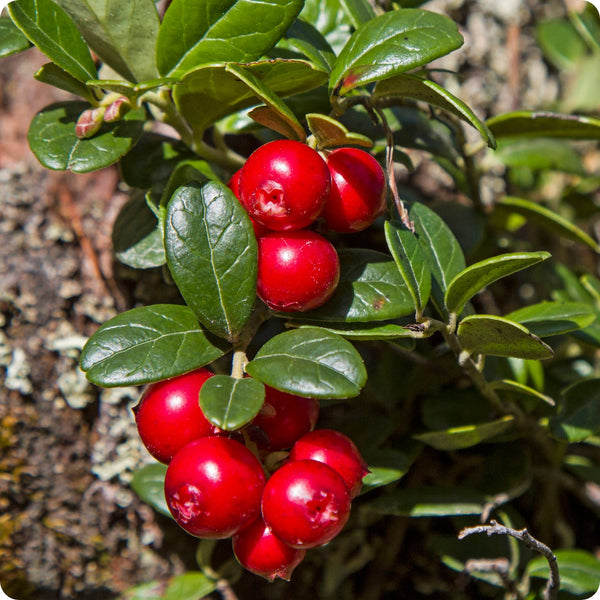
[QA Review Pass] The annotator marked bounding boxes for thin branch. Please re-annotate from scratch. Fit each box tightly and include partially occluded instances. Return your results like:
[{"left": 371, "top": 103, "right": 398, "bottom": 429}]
[{"left": 459, "top": 520, "right": 559, "bottom": 600}]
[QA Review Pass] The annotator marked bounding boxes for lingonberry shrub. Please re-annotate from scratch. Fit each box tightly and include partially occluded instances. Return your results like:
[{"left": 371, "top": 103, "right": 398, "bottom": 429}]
[{"left": 7, "top": 0, "right": 598, "bottom": 595}]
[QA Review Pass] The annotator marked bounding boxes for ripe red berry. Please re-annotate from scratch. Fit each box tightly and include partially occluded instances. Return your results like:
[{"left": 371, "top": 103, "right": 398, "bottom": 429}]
[
  {"left": 289, "top": 429, "right": 369, "bottom": 499},
  {"left": 262, "top": 459, "right": 351, "bottom": 549},
  {"left": 227, "top": 169, "right": 268, "bottom": 238},
  {"left": 164, "top": 437, "right": 266, "bottom": 539},
  {"left": 233, "top": 516, "right": 306, "bottom": 581},
  {"left": 257, "top": 230, "right": 340, "bottom": 312},
  {"left": 322, "top": 148, "right": 386, "bottom": 233},
  {"left": 239, "top": 140, "right": 331, "bottom": 231},
  {"left": 252, "top": 387, "right": 319, "bottom": 452},
  {"left": 133, "top": 368, "right": 216, "bottom": 464}
]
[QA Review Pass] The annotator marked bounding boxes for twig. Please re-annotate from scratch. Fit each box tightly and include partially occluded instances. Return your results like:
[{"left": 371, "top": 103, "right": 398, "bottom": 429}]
[
  {"left": 459, "top": 520, "right": 559, "bottom": 600},
  {"left": 463, "top": 558, "right": 523, "bottom": 599},
  {"left": 215, "top": 579, "right": 239, "bottom": 600}
]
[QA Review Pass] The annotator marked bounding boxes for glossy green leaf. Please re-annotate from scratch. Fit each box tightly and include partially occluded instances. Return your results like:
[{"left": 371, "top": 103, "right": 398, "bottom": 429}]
[
  {"left": 487, "top": 111, "right": 600, "bottom": 140},
  {"left": 330, "top": 9, "right": 463, "bottom": 96},
  {"left": 0, "top": 15, "right": 31, "bottom": 57},
  {"left": 408, "top": 202, "right": 466, "bottom": 318},
  {"left": 130, "top": 463, "right": 170, "bottom": 518},
  {"left": 506, "top": 301, "right": 596, "bottom": 337},
  {"left": 299, "top": 0, "right": 351, "bottom": 54},
  {"left": 293, "top": 249, "right": 415, "bottom": 323},
  {"left": 157, "top": 0, "right": 303, "bottom": 76},
  {"left": 339, "top": 0, "right": 375, "bottom": 28},
  {"left": 80, "top": 304, "right": 228, "bottom": 386},
  {"left": 495, "top": 196, "right": 600, "bottom": 252},
  {"left": 165, "top": 182, "right": 257, "bottom": 342},
  {"left": 245, "top": 327, "right": 367, "bottom": 399},
  {"left": 414, "top": 416, "right": 516, "bottom": 451},
  {"left": 27, "top": 101, "right": 145, "bottom": 173},
  {"left": 445, "top": 251, "right": 550, "bottom": 316},
  {"left": 495, "top": 138, "right": 587, "bottom": 175},
  {"left": 279, "top": 18, "right": 336, "bottom": 71},
  {"left": 457, "top": 315, "right": 554, "bottom": 360},
  {"left": 199, "top": 375, "right": 265, "bottom": 431},
  {"left": 306, "top": 113, "right": 373, "bottom": 149},
  {"left": 384, "top": 220, "right": 431, "bottom": 313},
  {"left": 571, "top": 4, "right": 600, "bottom": 52},
  {"left": 162, "top": 573, "right": 217, "bottom": 600},
  {"left": 34, "top": 62, "right": 95, "bottom": 101},
  {"left": 362, "top": 443, "right": 423, "bottom": 493},
  {"left": 367, "top": 486, "right": 488, "bottom": 517},
  {"left": 9, "top": 0, "right": 96, "bottom": 81},
  {"left": 373, "top": 74, "right": 496, "bottom": 148},
  {"left": 527, "top": 549, "right": 600, "bottom": 595},
  {"left": 536, "top": 19, "right": 587, "bottom": 70},
  {"left": 112, "top": 193, "right": 165, "bottom": 269},
  {"left": 158, "top": 163, "right": 214, "bottom": 210},
  {"left": 490, "top": 379, "right": 554, "bottom": 406},
  {"left": 297, "top": 321, "right": 417, "bottom": 341},
  {"left": 174, "top": 60, "right": 326, "bottom": 137},
  {"left": 550, "top": 378, "right": 600, "bottom": 443},
  {"left": 581, "top": 274, "right": 600, "bottom": 301},
  {"left": 54, "top": 0, "right": 159, "bottom": 82}
]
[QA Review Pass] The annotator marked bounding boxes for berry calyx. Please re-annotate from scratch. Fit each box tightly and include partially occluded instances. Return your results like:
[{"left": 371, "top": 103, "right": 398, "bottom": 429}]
[
  {"left": 239, "top": 140, "right": 331, "bottom": 231},
  {"left": 133, "top": 368, "right": 216, "bottom": 464},
  {"left": 165, "top": 437, "right": 266, "bottom": 539},
  {"left": 252, "top": 387, "right": 319, "bottom": 452},
  {"left": 261, "top": 459, "right": 351, "bottom": 549},
  {"left": 233, "top": 516, "right": 306, "bottom": 581},
  {"left": 289, "top": 429, "right": 369, "bottom": 499},
  {"left": 257, "top": 230, "right": 340, "bottom": 312},
  {"left": 322, "top": 147, "right": 386, "bottom": 233}
]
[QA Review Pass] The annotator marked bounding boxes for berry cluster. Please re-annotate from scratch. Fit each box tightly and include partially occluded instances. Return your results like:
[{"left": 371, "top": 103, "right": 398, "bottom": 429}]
[
  {"left": 133, "top": 368, "right": 369, "bottom": 581},
  {"left": 229, "top": 140, "right": 387, "bottom": 312}
]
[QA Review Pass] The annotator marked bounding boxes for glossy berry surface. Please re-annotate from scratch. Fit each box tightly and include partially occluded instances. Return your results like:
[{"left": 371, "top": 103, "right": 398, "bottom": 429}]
[
  {"left": 133, "top": 368, "right": 216, "bottom": 464},
  {"left": 227, "top": 169, "right": 268, "bottom": 238},
  {"left": 233, "top": 516, "right": 306, "bottom": 581},
  {"left": 257, "top": 230, "right": 340, "bottom": 312},
  {"left": 323, "top": 147, "right": 386, "bottom": 233},
  {"left": 262, "top": 459, "right": 351, "bottom": 549},
  {"left": 164, "top": 436, "right": 265, "bottom": 539},
  {"left": 289, "top": 429, "right": 369, "bottom": 499},
  {"left": 252, "top": 387, "right": 319, "bottom": 451},
  {"left": 239, "top": 140, "right": 331, "bottom": 231}
]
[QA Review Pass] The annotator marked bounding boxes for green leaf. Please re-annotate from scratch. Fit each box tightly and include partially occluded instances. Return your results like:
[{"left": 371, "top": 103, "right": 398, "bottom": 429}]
[
  {"left": 444, "top": 251, "right": 550, "bottom": 316},
  {"left": 536, "top": 19, "right": 587, "bottom": 70},
  {"left": 174, "top": 60, "right": 326, "bottom": 138},
  {"left": 505, "top": 301, "right": 596, "bottom": 337},
  {"left": 297, "top": 321, "right": 417, "bottom": 342},
  {"left": 581, "top": 274, "right": 600, "bottom": 301},
  {"left": 495, "top": 196, "right": 600, "bottom": 252},
  {"left": 563, "top": 454, "right": 600, "bottom": 486},
  {"left": 527, "top": 549, "right": 600, "bottom": 596},
  {"left": 130, "top": 463, "right": 170, "bottom": 518},
  {"left": 164, "top": 182, "right": 257, "bottom": 342},
  {"left": 291, "top": 249, "right": 415, "bottom": 323},
  {"left": 488, "top": 111, "right": 600, "bottom": 140},
  {"left": 362, "top": 442, "right": 423, "bottom": 493},
  {"left": 299, "top": 0, "right": 351, "bottom": 54},
  {"left": 384, "top": 220, "right": 431, "bottom": 313},
  {"left": 0, "top": 14, "right": 31, "bottom": 57},
  {"left": 408, "top": 202, "right": 466, "bottom": 318},
  {"left": 245, "top": 327, "right": 367, "bottom": 399},
  {"left": 27, "top": 101, "right": 145, "bottom": 173},
  {"left": 550, "top": 378, "right": 600, "bottom": 443},
  {"left": 157, "top": 0, "right": 303, "bottom": 76},
  {"left": 339, "top": 0, "right": 375, "bottom": 28},
  {"left": 112, "top": 193, "right": 165, "bottom": 269},
  {"left": 279, "top": 18, "right": 336, "bottom": 72},
  {"left": 199, "top": 375, "right": 265, "bottom": 431},
  {"left": 306, "top": 113, "right": 374, "bottom": 149},
  {"left": 330, "top": 9, "right": 463, "bottom": 96},
  {"left": 494, "top": 138, "right": 587, "bottom": 175},
  {"left": 34, "top": 62, "right": 95, "bottom": 101},
  {"left": 54, "top": 0, "right": 160, "bottom": 82},
  {"left": 9, "top": 0, "right": 96, "bottom": 81},
  {"left": 162, "top": 573, "right": 217, "bottom": 600},
  {"left": 489, "top": 379, "right": 555, "bottom": 406},
  {"left": 373, "top": 74, "right": 496, "bottom": 148},
  {"left": 80, "top": 304, "right": 228, "bottom": 387},
  {"left": 121, "top": 580, "right": 163, "bottom": 600},
  {"left": 457, "top": 315, "right": 554, "bottom": 360},
  {"left": 414, "top": 416, "right": 516, "bottom": 451},
  {"left": 367, "top": 486, "right": 488, "bottom": 517}
]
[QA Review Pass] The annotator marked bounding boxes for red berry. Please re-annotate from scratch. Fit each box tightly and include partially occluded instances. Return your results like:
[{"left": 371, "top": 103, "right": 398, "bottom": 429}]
[
  {"left": 233, "top": 516, "right": 306, "bottom": 581},
  {"left": 228, "top": 169, "right": 268, "bottom": 238},
  {"left": 289, "top": 429, "right": 369, "bottom": 499},
  {"left": 252, "top": 387, "right": 319, "bottom": 451},
  {"left": 133, "top": 368, "right": 216, "bottom": 464},
  {"left": 164, "top": 437, "right": 266, "bottom": 539},
  {"left": 257, "top": 230, "right": 340, "bottom": 312},
  {"left": 323, "top": 148, "right": 386, "bottom": 233},
  {"left": 262, "top": 460, "right": 351, "bottom": 549},
  {"left": 239, "top": 140, "right": 331, "bottom": 231}
]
